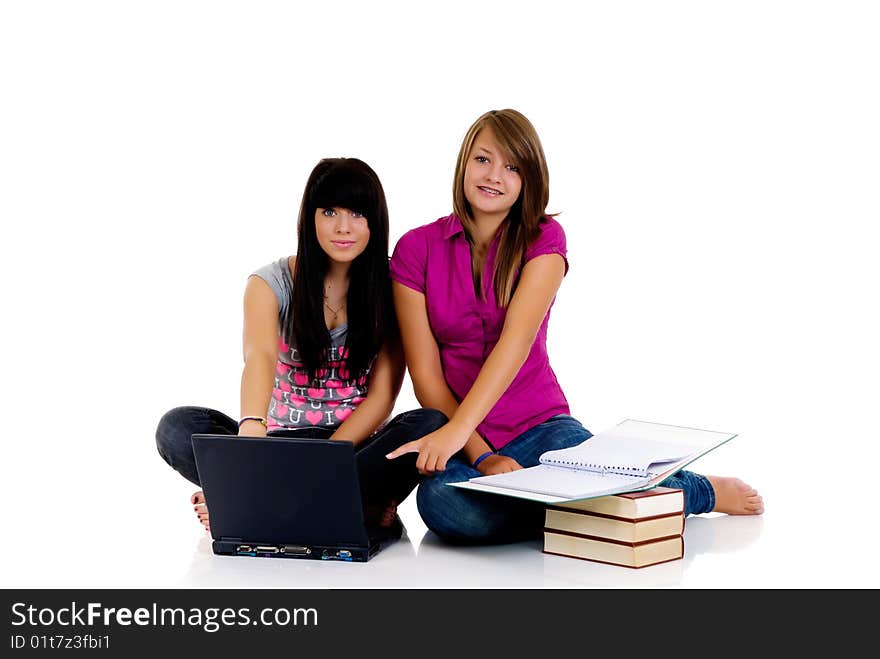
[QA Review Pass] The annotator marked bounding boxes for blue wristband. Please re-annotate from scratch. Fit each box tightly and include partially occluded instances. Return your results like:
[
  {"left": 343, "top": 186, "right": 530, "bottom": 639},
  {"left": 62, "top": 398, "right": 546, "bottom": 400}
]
[{"left": 472, "top": 451, "right": 494, "bottom": 469}]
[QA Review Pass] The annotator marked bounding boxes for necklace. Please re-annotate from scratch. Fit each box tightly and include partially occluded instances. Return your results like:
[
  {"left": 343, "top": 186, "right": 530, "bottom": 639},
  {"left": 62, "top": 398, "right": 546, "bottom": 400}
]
[
  {"left": 324, "top": 286, "right": 346, "bottom": 320},
  {"left": 324, "top": 298, "right": 345, "bottom": 320},
  {"left": 323, "top": 279, "right": 347, "bottom": 321}
]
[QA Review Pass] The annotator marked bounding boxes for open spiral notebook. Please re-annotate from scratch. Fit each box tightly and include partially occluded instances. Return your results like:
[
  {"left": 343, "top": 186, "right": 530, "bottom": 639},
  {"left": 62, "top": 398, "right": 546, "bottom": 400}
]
[{"left": 450, "top": 419, "right": 736, "bottom": 504}]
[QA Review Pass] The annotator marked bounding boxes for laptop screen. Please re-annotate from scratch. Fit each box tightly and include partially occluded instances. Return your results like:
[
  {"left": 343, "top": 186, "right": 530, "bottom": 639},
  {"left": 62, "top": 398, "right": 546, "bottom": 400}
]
[{"left": 192, "top": 434, "right": 371, "bottom": 547}]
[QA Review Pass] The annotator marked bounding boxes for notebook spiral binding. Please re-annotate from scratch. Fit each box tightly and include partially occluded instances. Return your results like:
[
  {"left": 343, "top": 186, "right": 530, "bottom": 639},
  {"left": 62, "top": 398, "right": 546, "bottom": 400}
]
[{"left": 542, "top": 458, "right": 646, "bottom": 477}]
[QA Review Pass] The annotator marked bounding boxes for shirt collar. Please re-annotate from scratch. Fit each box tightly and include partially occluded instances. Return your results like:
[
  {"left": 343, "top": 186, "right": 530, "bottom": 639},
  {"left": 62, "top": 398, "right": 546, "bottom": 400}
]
[{"left": 442, "top": 214, "right": 466, "bottom": 240}]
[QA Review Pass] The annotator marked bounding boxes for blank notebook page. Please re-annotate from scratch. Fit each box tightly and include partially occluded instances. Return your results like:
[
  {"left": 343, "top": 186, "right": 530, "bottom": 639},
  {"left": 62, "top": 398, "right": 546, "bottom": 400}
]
[{"left": 539, "top": 433, "right": 696, "bottom": 476}]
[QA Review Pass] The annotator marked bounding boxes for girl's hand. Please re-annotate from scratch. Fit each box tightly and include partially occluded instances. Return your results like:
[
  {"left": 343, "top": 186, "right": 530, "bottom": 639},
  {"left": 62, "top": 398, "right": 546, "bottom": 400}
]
[
  {"left": 476, "top": 454, "right": 522, "bottom": 476},
  {"left": 385, "top": 423, "right": 471, "bottom": 474},
  {"left": 238, "top": 419, "right": 267, "bottom": 437}
]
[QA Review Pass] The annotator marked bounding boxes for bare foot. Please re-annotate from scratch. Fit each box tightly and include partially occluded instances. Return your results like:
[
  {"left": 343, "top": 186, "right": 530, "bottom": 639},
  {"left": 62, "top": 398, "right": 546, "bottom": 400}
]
[
  {"left": 191, "top": 491, "right": 210, "bottom": 532},
  {"left": 707, "top": 476, "right": 764, "bottom": 515}
]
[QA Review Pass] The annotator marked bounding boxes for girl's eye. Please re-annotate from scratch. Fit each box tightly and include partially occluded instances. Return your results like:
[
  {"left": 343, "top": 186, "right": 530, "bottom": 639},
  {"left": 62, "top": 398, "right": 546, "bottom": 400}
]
[
  {"left": 322, "top": 208, "right": 337, "bottom": 217},
  {"left": 475, "top": 156, "right": 489, "bottom": 163},
  {"left": 506, "top": 164, "right": 519, "bottom": 173},
  {"left": 351, "top": 211, "right": 364, "bottom": 218}
]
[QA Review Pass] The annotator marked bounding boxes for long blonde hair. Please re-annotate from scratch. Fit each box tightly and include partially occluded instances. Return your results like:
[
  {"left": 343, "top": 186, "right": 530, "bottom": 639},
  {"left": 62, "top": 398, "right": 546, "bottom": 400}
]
[{"left": 452, "top": 109, "right": 551, "bottom": 307}]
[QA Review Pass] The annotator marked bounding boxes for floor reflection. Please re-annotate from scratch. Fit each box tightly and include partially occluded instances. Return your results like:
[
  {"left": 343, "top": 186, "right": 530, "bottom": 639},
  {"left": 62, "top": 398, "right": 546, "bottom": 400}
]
[
  {"left": 179, "top": 525, "right": 419, "bottom": 588},
  {"left": 178, "top": 512, "right": 765, "bottom": 588}
]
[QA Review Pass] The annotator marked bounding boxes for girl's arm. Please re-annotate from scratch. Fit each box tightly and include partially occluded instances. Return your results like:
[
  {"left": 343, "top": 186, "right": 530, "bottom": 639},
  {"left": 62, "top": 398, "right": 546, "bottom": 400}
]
[
  {"left": 240, "top": 275, "right": 282, "bottom": 437},
  {"left": 329, "top": 339, "right": 406, "bottom": 446},
  {"left": 390, "top": 281, "right": 515, "bottom": 475},
  {"left": 388, "top": 253, "right": 567, "bottom": 473}
]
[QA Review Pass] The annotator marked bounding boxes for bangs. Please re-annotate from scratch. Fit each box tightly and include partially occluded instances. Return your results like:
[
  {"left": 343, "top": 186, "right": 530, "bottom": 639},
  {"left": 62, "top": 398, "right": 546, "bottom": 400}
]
[
  {"left": 310, "top": 162, "right": 376, "bottom": 217},
  {"left": 486, "top": 116, "right": 529, "bottom": 169}
]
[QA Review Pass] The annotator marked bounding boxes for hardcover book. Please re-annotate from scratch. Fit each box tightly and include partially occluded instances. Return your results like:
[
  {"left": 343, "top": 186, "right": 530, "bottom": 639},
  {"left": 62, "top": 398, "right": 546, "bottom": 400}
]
[
  {"left": 553, "top": 487, "right": 684, "bottom": 519},
  {"left": 544, "top": 508, "right": 685, "bottom": 544},
  {"left": 543, "top": 529, "right": 684, "bottom": 569}
]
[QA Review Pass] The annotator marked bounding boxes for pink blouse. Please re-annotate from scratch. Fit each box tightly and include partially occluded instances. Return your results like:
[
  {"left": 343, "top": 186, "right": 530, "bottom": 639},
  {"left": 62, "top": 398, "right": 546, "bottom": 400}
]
[{"left": 390, "top": 213, "right": 571, "bottom": 450}]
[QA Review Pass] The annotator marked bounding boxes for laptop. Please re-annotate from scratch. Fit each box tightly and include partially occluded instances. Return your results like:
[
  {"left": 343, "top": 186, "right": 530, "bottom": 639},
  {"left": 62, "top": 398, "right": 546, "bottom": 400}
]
[{"left": 191, "top": 433, "right": 399, "bottom": 562}]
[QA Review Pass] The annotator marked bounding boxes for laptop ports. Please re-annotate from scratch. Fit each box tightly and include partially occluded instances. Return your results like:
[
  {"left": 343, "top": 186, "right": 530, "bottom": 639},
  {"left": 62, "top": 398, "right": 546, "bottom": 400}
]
[
  {"left": 255, "top": 545, "right": 280, "bottom": 554},
  {"left": 236, "top": 545, "right": 254, "bottom": 554},
  {"left": 281, "top": 545, "right": 311, "bottom": 556},
  {"left": 321, "top": 549, "right": 354, "bottom": 560}
]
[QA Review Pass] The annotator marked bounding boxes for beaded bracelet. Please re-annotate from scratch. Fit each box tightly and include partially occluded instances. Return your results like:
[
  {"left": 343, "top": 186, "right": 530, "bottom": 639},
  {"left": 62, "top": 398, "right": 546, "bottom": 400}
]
[
  {"left": 238, "top": 416, "right": 267, "bottom": 428},
  {"left": 472, "top": 451, "right": 494, "bottom": 469}
]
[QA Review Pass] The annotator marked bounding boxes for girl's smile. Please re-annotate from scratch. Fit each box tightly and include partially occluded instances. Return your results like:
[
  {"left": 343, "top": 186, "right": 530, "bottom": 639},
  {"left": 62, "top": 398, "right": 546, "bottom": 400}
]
[{"left": 463, "top": 127, "right": 522, "bottom": 222}]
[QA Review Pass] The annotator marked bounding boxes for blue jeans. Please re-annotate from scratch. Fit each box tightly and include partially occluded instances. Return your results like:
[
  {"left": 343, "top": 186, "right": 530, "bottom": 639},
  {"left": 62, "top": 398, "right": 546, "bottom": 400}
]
[
  {"left": 416, "top": 414, "right": 716, "bottom": 545},
  {"left": 155, "top": 405, "right": 448, "bottom": 526}
]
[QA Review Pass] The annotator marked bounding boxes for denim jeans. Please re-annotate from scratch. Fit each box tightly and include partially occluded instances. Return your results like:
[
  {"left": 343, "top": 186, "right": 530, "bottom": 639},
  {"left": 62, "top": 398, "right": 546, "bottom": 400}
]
[
  {"left": 416, "top": 414, "right": 716, "bottom": 545},
  {"left": 155, "top": 406, "right": 448, "bottom": 526}
]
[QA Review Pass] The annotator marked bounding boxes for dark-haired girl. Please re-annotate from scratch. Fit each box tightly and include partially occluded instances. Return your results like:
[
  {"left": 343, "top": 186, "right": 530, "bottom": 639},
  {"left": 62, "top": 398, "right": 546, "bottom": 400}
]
[
  {"left": 388, "top": 110, "right": 763, "bottom": 545},
  {"left": 156, "top": 158, "right": 445, "bottom": 533}
]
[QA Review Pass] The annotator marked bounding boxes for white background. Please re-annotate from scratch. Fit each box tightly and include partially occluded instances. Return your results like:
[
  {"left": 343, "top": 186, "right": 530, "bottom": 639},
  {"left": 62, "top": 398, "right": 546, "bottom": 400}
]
[{"left": 1, "top": 1, "right": 878, "bottom": 588}]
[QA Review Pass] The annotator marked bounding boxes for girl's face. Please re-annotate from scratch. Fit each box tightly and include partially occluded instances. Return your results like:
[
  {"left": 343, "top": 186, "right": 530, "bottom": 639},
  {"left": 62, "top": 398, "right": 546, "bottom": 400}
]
[
  {"left": 463, "top": 127, "right": 522, "bottom": 222},
  {"left": 315, "top": 207, "right": 370, "bottom": 264}
]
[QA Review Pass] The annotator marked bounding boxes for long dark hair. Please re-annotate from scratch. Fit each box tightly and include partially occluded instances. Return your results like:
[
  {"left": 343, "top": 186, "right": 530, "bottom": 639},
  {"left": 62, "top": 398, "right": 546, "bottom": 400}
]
[{"left": 287, "top": 158, "right": 394, "bottom": 383}]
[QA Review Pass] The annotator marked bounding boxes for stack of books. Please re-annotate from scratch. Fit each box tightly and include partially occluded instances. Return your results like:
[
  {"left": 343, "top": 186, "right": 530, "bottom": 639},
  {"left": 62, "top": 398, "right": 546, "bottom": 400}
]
[{"left": 542, "top": 487, "right": 685, "bottom": 568}]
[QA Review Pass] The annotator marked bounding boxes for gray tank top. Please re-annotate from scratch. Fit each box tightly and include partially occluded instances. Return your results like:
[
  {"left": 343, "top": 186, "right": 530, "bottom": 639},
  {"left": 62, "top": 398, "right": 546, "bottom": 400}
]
[{"left": 250, "top": 257, "right": 370, "bottom": 431}]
